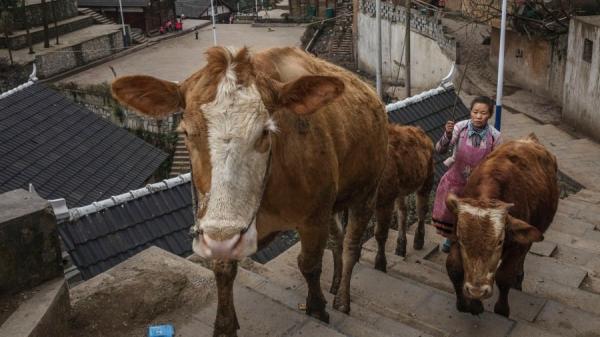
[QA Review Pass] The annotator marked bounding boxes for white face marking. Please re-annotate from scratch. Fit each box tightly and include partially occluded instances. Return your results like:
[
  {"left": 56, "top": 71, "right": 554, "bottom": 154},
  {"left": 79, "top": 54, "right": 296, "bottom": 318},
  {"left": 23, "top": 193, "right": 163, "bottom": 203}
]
[
  {"left": 197, "top": 55, "right": 273, "bottom": 240},
  {"left": 458, "top": 204, "right": 506, "bottom": 237}
]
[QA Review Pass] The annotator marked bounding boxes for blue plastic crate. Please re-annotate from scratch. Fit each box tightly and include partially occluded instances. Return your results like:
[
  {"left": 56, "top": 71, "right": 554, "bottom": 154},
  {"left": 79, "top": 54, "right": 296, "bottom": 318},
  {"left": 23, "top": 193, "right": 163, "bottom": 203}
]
[{"left": 148, "top": 324, "right": 175, "bottom": 337}]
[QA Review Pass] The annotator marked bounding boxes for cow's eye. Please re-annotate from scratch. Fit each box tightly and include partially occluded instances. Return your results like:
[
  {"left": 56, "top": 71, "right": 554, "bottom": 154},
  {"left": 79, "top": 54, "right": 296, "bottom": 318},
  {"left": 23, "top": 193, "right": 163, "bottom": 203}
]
[{"left": 497, "top": 240, "right": 504, "bottom": 247}]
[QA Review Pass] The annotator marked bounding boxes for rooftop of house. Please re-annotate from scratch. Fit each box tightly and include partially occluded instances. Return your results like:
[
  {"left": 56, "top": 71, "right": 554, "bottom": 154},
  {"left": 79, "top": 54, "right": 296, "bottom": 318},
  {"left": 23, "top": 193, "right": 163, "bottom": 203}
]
[
  {"left": 386, "top": 82, "right": 469, "bottom": 181},
  {"left": 0, "top": 77, "right": 168, "bottom": 207},
  {"left": 575, "top": 15, "right": 600, "bottom": 27}
]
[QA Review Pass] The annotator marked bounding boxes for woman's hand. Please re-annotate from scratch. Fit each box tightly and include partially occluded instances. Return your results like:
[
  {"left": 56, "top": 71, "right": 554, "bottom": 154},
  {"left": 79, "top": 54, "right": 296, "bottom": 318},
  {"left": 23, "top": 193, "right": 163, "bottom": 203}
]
[{"left": 445, "top": 120, "right": 455, "bottom": 137}]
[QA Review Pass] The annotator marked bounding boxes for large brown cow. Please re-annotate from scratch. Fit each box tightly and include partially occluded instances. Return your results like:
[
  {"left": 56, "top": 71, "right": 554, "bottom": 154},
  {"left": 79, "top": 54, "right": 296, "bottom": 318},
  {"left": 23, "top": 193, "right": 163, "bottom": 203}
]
[
  {"left": 111, "top": 47, "right": 388, "bottom": 336},
  {"left": 445, "top": 133, "right": 559, "bottom": 317}
]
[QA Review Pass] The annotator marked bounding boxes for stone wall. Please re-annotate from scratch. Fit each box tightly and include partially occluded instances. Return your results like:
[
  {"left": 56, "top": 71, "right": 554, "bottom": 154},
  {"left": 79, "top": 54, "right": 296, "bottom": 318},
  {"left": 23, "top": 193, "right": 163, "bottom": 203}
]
[
  {"left": 562, "top": 16, "right": 600, "bottom": 142},
  {"left": 490, "top": 26, "right": 567, "bottom": 104},
  {"left": 2, "top": 16, "right": 94, "bottom": 50},
  {"left": 0, "top": 189, "right": 62, "bottom": 294},
  {"left": 11, "top": 0, "right": 79, "bottom": 30},
  {"left": 60, "top": 88, "right": 182, "bottom": 134},
  {"left": 35, "top": 29, "right": 127, "bottom": 79},
  {"left": 356, "top": 0, "right": 457, "bottom": 89}
]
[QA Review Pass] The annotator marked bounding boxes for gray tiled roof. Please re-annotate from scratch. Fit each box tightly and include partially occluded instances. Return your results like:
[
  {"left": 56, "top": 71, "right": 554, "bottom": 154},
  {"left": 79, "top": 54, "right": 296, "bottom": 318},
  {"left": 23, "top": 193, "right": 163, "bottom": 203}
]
[
  {"left": 59, "top": 173, "right": 298, "bottom": 280},
  {"left": 0, "top": 83, "right": 168, "bottom": 207},
  {"left": 386, "top": 85, "right": 470, "bottom": 181},
  {"left": 59, "top": 176, "right": 194, "bottom": 279}
]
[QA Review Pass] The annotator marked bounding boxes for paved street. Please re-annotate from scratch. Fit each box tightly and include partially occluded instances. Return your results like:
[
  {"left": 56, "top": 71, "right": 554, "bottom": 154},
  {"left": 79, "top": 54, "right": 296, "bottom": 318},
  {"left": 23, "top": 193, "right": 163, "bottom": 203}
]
[{"left": 60, "top": 23, "right": 306, "bottom": 85}]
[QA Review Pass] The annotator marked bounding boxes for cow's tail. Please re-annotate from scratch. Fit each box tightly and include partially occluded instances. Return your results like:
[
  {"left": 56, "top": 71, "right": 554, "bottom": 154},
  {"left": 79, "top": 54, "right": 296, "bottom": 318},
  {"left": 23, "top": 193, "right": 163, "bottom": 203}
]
[{"left": 526, "top": 132, "right": 540, "bottom": 143}]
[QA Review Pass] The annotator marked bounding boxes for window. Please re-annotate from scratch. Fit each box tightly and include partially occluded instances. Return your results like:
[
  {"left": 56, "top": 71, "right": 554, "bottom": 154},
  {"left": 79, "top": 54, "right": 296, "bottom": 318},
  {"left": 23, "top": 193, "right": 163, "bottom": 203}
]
[{"left": 583, "top": 39, "right": 593, "bottom": 63}]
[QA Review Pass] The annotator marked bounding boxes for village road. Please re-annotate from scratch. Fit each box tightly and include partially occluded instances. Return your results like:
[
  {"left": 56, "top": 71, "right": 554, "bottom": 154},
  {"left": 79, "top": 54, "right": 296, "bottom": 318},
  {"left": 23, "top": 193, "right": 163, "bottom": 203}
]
[{"left": 59, "top": 23, "right": 306, "bottom": 85}]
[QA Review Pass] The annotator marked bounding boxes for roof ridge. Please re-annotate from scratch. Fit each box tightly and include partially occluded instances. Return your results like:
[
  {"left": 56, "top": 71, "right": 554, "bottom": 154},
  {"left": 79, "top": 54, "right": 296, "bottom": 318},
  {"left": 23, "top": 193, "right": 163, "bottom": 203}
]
[
  {"left": 385, "top": 82, "right": 454, "bottom": 113},
  {"left": 0, "top": 65, "right": 38, "bottom": 100},
  {"left": 68, "top": 173, "right": 191, "bottom": 221}
]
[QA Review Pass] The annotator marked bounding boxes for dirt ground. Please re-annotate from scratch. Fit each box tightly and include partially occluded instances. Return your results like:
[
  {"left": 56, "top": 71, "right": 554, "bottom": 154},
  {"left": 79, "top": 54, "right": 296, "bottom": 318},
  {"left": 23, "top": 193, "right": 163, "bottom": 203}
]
[{"left": 68, "top": 248, "right": 216, "bottom": 337}]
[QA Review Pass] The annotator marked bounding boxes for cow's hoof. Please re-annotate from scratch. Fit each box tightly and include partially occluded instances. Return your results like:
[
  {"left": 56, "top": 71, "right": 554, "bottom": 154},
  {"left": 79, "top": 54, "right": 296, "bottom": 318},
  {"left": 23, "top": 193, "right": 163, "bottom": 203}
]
[
  {"left": 494, "top": 302, "right": 510, "bottom": 317},
  {"left": 213, "top": 327, "right": 238, "bottom": 337},
  {"left": 395, "top": 246, "right": 407, "bottom": 257},
  {"left": 413, "top": 235, "right": 424, "bottom": 250},
  {"left": 469, "top": 300, "right": 484, "bottom": 315},
  {"left": 333, "top": 295, "right": 350, "bottom": 314},
  {"left": 456, "top": 299, "right": 470, "bottom": 313},
  {"left": 307, "top": 308, "right": 330, "bottom": 323},
  {"left": 374, "top": 255, "right": 387, "bottom": 273}
]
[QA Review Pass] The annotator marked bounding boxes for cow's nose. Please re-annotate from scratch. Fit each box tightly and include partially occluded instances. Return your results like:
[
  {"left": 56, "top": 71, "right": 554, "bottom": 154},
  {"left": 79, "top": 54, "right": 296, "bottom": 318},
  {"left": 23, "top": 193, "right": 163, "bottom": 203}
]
[{"left": 464, "top": 283, "right": 493, "bottom": 299}]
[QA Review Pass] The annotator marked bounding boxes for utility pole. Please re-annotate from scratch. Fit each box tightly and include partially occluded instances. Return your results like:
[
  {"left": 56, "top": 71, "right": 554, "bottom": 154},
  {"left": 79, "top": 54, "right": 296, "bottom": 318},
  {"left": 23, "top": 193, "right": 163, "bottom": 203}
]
[
  {"left": 495, "top": 0, "right": 508, "bottom": 130},
  {"left": 405, "top": 0, "right": 411, "bottom": 97},
  {"left": 117, "top": 0, "right": 128, "bottom": 47},
  {"left": 375, "top": 0, "right": 382, "bottom": 98},
  {"left": 210, "top": 0, "right": 217, "bottom": 45}
]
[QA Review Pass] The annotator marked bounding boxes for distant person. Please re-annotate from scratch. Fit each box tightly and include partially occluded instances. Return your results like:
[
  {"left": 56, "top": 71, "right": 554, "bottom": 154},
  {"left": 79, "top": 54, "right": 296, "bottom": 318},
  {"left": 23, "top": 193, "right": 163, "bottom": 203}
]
[
  {"left": 181, "top": 13, "right": 186, "bottom": 20},
  {"left": 165, "top": 20, "right": 173, "bottom": 32},
  {"left": 159, "top": 26, "right": 165, "bottom": 34},
  {"left": 229, "top": 14, "right": 234, "bottom": 24},
  {"left": 431, "top": 96, "right": 503, "bottom": 253},
  {"left": 175, "top": 20, "right": 182, "bottom": 31}
]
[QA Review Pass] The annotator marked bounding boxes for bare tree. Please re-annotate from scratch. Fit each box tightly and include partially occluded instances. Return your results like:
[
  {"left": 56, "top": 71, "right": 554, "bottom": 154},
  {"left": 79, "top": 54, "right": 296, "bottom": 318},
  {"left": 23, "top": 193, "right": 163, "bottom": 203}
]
[
  {"left": 20, "top": 0, "right": 34, "bottom": 53},
  {"left": 41, "top": 0, "right": 49, "bottom": 47},
  {"left": 0, "top": 8, "right": 14, "bottom": 64},
  {"left": 51, "top": 0, "right": 59, "bottom": 44}
]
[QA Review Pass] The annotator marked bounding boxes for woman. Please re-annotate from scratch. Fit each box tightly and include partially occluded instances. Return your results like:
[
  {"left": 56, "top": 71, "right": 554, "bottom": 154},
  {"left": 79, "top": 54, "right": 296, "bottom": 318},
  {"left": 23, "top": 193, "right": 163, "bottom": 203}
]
[{"left": 432, "top": 96, "right": 503, "bottom": 252}]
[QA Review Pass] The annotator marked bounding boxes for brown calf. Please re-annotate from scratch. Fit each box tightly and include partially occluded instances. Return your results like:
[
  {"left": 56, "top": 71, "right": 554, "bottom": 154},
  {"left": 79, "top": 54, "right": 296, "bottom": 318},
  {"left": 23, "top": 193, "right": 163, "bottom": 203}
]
[
  {"left": 111, "top": 47, "right": 388, "bottom": 336},
  {"left": 329, "top": 125, "right": 434, "bottom": 293},
  {"left": 374, "top": 125, "right": 434, "bottom": 267},
  {"left": 445, "top": 133, "right": 559, "bottom": 317}
]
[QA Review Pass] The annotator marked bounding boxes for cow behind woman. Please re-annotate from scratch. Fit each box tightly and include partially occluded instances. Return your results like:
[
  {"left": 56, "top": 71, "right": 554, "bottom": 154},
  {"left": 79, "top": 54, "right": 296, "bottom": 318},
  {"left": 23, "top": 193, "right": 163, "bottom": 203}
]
[{"left": 445, "top": 133, "right": 559, "bottom": 317}]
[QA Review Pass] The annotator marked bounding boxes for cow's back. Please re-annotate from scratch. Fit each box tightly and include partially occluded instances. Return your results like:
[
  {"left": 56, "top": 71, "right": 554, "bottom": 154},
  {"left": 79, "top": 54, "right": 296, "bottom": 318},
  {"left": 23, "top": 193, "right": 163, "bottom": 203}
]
[
  {"left": 384, "top": 125, "right": 434, "bottom": 193},
  {"left": 465, "top": 136, "right": 559, "bottom": 232}
]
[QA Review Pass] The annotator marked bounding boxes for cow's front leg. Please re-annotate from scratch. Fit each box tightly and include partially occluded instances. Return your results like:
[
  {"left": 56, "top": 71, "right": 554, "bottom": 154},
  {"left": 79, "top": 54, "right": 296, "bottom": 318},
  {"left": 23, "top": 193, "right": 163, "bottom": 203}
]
[
  {"left": 298, "top": 222, "right": 330, "bottom": 323},
  {"left": 213, "top": 260, "right": 239, "bottom": 337},
  {"left": 494, "top": 249, "right": 527, "bottom": 317},
  {"left": 329, "top": 214, "right": 344, "bottom": 295},
  {"left": 333, "top": 205, "right": 373, "bottom": 314},
  {"left": 446, "top": 243, "right": 483, "bottom": 315}
]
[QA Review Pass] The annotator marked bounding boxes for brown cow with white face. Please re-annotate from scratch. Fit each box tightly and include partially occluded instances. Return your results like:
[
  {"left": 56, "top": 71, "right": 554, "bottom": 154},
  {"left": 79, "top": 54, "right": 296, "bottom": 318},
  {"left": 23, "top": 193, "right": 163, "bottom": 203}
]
[
  {"left": 445, "top": 133, "right": 558, "bottom": 317},
  {"left": 111, "top": 47, "right": 388, "bottom": 336}
]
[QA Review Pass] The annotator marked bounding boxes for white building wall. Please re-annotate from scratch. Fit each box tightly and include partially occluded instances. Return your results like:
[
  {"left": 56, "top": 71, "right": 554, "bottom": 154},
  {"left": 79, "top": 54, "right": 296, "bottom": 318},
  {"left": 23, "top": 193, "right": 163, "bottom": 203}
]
[{"left": 563, "top": 16, "right": 600, "bottom": 141}]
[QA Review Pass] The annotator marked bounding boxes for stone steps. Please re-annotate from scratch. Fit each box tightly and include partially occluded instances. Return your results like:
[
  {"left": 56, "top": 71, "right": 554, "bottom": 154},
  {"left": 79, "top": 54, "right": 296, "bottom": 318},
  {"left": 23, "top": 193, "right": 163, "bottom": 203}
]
[
  {"left": 265, "top": 243, "right": 519, "bottom": 337},
  {"left": 170, "top": 131, "right": 190, "bottom": 177},
  {"left": 236, "top": 262, "right": 434, "bottom": 337},
  {"left": 79, "top": 7, "right": 147, "bottom": 45},
  {"left": 357, "top": 227, "right": 600, "bottom": 328}
]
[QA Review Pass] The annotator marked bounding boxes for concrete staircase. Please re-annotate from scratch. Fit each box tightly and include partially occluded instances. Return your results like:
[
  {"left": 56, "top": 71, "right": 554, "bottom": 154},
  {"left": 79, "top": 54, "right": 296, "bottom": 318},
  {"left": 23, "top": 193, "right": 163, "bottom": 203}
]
[
  {"left": 327, "top": 0, "right": 354, "bottom": 67},
  {"left": 223, "top": 187, "right": 600, "bottom": 336},
  {"left": 169, "top": 131, "right": 191, "bottom": 177},
  {"left": 74, "top": 185, "right": 600, "bottom": 336},
  {"left": 78, "top": 8, "right": 148, "bottom": 44}
]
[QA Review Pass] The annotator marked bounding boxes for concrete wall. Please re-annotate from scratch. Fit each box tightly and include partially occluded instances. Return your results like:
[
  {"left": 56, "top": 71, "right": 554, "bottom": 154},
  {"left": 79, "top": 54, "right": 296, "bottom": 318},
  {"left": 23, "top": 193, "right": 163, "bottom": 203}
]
[
  {"left": 563, "top": 16, "right": 600, "bottom": 142},
  {"left": 356, "top": 0, "right": 456, "bottom": 90},
  {"left": 490, "top": 26, "right": 567, "bottom": 103},
  {"left": 0, "top": 189, "right": 62, "bottom": 294},
  {"left": 35, "top": 29, "right": 127, "bottom": 79}
]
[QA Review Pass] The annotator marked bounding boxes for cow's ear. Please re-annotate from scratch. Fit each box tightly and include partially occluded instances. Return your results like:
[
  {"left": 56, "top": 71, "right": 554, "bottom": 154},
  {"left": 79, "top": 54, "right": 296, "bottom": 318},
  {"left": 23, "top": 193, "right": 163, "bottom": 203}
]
[
  {"left": 112, "top": 75, "right": 184, "bottom": 118},
  {"left": 508, "top": 216, "right": 543, "bottom": 245},
  {"left": 279, "top": 75, "right": 345, "bottom": 115},
  {"left": 446, "top": 193, "right": 460, "bottom": 215}
]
